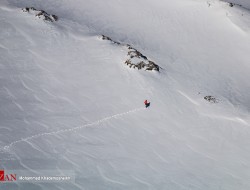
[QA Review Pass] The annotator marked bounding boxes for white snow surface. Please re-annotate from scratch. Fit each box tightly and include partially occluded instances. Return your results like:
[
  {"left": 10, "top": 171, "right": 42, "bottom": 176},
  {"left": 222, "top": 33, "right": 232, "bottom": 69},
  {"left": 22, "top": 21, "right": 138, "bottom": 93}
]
[{"left": 1, "top": 0, "right": 250, "bottom": 189}]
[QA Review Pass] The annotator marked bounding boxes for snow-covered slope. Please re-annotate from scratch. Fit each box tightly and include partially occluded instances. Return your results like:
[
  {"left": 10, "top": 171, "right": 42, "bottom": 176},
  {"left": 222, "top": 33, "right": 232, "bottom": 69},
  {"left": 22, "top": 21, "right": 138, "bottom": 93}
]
[{"left": 1, "top": 0, "right": 250, "bottom": 189}]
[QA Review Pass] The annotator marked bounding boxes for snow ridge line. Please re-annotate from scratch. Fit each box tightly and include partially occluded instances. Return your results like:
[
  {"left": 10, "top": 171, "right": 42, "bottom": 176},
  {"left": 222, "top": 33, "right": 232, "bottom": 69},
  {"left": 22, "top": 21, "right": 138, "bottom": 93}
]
[{"left": 1, "top": 107, "right": 145, "bottom": 151}]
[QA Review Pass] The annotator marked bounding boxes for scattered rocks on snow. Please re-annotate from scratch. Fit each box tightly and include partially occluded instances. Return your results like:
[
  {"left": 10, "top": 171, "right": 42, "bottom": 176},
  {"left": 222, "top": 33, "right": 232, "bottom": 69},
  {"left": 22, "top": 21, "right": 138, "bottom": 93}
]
[
  {"left": 225, "top": 2, "right": 243, "bottom": 8},
  {"left": 22, "top": 7, "right": 58, "bottom": 22},
  {"left": 125, "top": 45, "right": 160, "bottom": 71},
  {"left": 204, "top": 96, "right": 218, "bottom": 103},
  {"left": 101, "top": 35, "right": 120, "bottom": 45},
  {"left": 101, "top": 35, "right": 160, "bottom": 72}
]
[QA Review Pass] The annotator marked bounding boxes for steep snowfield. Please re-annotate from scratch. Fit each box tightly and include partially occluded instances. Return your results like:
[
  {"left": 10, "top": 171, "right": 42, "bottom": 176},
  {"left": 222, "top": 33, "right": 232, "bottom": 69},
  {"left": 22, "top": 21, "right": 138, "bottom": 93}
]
[{"left": 1, "top": 0, "right": 250, "bottom": 189}]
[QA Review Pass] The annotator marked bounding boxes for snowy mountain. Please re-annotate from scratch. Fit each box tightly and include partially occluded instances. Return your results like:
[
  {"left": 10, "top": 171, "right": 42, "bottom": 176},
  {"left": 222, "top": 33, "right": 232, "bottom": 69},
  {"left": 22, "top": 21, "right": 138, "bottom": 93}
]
[{"left": 1, "top": 0, "right": 250, "bottom": 189}]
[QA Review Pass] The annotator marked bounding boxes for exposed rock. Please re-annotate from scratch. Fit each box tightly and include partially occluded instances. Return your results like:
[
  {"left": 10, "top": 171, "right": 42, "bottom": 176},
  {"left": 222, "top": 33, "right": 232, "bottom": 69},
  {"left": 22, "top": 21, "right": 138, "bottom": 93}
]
[
  {"left": 22, "top": 7, "right": 58, "bottom": 22},
  {"left": 204, "top": 96, "right": 218, "bottom": 103},
  {"left": 101, "top": 35, "right": 160, "bottom": 72},
  {"left": 125, "top": 45, "right": 159, "bottom": 71},
  {"left": 101, "top": 35, "right": 120, "bottom": 45},
  {"left": 22, "top": 7, "right": 38, "bottom": 12},
  {"left": 226, "top": 2, "right": 242, "bottom": 8},
  {"left": 101, "top": 35, "right": 112, "bottom": 41}
]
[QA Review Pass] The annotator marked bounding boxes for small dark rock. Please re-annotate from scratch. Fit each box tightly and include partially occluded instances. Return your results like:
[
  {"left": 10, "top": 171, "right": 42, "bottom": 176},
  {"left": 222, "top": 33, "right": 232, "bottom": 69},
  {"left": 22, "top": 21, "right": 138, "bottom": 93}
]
[
  {"left": 52, "top": 15, "right": 58, "bottom": 21},
  {"left": 101, "top": 35, "right": 111, "bottom": 41},
  {"left": 101, "top": 35, "right": 120, "bottom": 45},
  {"left": 204, "top": 96, "right": 218, "bottom": 103},
  {"left": 141, "top": 55, "right": 147, "bottom": 60},
  {"left": 22, "top": 7, "right": 29, "bottom": 12},
  {"left": 36, "top": 11, "right": 44, "bottom": 17}
]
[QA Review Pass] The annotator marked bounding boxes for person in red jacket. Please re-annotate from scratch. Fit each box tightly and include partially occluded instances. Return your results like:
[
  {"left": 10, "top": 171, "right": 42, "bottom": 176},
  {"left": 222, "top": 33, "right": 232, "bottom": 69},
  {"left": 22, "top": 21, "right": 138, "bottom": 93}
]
[{"left": 144, "top": 100, "right": 150, "bottom": 108}]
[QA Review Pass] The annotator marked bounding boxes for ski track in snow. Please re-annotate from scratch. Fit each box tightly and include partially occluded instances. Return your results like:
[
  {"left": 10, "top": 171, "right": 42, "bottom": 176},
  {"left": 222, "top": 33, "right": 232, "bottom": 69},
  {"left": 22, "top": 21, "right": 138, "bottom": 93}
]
[{"left": 1, "top": 107, "right": 145, "bottom": 151}]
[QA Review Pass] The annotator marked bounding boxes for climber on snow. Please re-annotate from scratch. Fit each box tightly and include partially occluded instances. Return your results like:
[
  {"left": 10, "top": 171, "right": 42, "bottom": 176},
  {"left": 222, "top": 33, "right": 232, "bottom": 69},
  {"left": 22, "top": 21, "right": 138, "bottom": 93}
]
[{"left": 144, "top": 99, "right": 150, "bottom": 108}]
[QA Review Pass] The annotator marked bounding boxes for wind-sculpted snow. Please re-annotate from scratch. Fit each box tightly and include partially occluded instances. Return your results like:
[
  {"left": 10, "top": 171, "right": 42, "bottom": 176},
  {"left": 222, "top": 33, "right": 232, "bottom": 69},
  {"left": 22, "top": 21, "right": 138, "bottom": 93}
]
[{"left": 1, "top": 0, "right": 250, "bottom": 190}]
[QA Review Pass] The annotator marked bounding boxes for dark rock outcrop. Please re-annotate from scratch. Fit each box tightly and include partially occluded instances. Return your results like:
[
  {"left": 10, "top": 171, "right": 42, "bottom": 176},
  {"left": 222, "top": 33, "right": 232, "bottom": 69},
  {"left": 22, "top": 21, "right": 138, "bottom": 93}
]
[
  {"left": 22, "top": 7, "right": 58, "bottom": 22},
  {"left": 125, "top": 45, "right": 159, "bottom": 71},
  {"left": 204, "top": 96, "right": 218, "bottom": 103},
  {"left": 226, "top": 2, "right": 243, "bottom": 8},
  {"left": 101, "top": 35, "right": 160, "bottom": 72},
  {"left": 101, "top": 35, "right": 120, "bottom": 45}
]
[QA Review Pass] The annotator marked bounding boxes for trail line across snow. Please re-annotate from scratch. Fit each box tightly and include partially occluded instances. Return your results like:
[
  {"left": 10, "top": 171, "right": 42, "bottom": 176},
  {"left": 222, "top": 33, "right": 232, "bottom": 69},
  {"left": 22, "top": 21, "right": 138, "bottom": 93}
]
[{"left": 1, "top": 107, "right": 145, "bottom": 151}]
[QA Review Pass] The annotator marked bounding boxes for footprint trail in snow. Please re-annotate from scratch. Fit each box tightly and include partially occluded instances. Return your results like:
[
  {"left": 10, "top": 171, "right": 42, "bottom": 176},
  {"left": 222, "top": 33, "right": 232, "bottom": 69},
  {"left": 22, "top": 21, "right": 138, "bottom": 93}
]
[{"left": 1, "top": 107, "right": 145, "bottom": 151}]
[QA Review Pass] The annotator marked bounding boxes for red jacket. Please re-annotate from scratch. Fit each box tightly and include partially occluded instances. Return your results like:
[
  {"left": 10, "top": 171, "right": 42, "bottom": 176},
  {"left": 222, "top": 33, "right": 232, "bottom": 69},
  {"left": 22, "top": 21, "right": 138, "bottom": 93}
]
[{"left": 144, "top": 100, "right": 148, "bottom": 105}]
